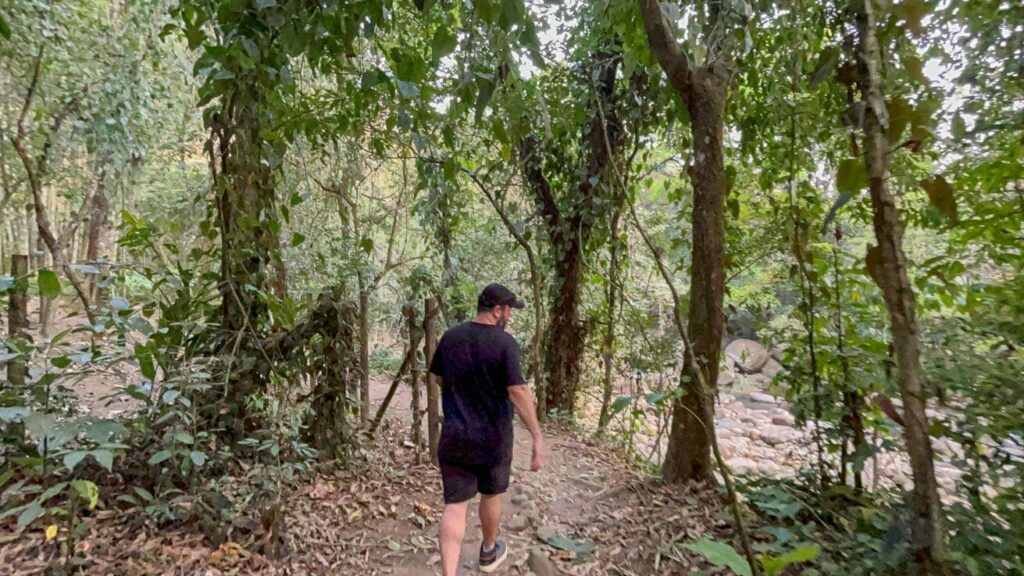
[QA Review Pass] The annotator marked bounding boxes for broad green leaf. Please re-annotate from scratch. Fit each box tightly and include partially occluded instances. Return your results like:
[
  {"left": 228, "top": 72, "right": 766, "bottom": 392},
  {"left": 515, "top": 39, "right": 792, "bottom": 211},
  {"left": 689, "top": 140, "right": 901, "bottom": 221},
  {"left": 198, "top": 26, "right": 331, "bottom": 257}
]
[
  {"left": 50, "top": 356, "right": 73, "bottom": 369},
  {"left": 91, "top": 449, "right": 114, "bottom": 472},
  {"left": 822, "top": 191, "right": 854, "bottom": 231},
  {"left": 609, "top": 395, "right": 632, "bottom": 415},
  {"left": 539, "top": 532, "right": 596, "bottom": 558},
  {"left": 762, "top": 544, "right": 821, "bottom": 576},
  {"left": 16, "top": 501, "right": 44, "bottom": 528},
  {"left": 190, "top": 451, "right": 207, "bottom": 467},
  {"left": 63, "top": 451, "right": 90, "bottom": 471},
  {"left": 139, "top": 354, "right": 156, "bottom": 380},
  {"left": 431, "top": 26, "right": 457, "bottom": 61},
  {"left": 71, "top": 479, "right": 99, "bottom": 509},
  {"left": 291, "top": 232, "right": 306, "bottom": 247},
  {"left": 174, "top": 432, "right": 195, "bottom": 444},
  {"left": 38, "top": 270, "right": 60, "bottom": 299},
  {"left": 680, "top": 537, "right": 752, "bottom": 576},
  {"left": 474, "top": 78, "right": 496, "bottom": 123},
  {"left": 836, "top": 159, "right": 869, "bottom": 195},
  {"left": 148, "top": 450, "right": 172, "bottom": 465},
  {"left": 0, "top": 14, "right": 11, "bottom": 40}
]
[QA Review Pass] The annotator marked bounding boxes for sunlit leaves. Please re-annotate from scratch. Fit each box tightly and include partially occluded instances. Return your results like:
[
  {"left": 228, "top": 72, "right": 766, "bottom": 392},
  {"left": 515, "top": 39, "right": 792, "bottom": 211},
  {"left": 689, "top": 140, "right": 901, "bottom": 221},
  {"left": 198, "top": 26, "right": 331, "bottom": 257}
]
[{"left": 37, "top": 270, "right": 60, "bottom": 299}]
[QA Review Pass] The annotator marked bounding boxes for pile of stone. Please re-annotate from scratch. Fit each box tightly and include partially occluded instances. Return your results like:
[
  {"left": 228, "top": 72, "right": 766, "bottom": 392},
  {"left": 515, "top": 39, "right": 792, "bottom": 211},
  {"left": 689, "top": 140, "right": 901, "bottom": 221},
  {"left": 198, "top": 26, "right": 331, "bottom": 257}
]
[{"left": 718, "top": 338, "right": 785, "bottom": 389}]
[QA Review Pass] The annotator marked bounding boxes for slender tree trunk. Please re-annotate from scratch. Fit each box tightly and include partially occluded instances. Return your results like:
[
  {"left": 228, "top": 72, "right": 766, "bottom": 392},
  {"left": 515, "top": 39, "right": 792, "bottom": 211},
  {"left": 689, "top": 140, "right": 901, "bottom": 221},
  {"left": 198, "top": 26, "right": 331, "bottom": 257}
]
[
  {"left": 854, "top": 1, "right": 944, "bottom": 570},
  {"left": 406, "top": 305, "right": 423, "bottom": 461},
  {"left": 424, "top": 298, "right": 441, "bottom": 465},
  {"left": 7, "top": 255, "right": 29, "bottom": 387},
  {"left": 598, "top": 209, "right": 623, "bottom": 431},
  {"left": 834, "top": 228, "right": 866, "bottom": 490},
  {"left": 86, "top": 180, "right": 110, "bottom": 303},
  {"left": 359, "top": 286, "right": 370, "bottom": 427}
]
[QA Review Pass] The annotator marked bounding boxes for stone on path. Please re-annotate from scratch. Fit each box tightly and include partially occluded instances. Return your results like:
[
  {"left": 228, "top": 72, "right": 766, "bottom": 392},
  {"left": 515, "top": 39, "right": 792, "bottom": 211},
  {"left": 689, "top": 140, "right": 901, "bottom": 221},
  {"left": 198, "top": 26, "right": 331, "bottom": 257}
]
[
  {"left": 536, "top": 525, "right": 557, "bottom": 542},
  {"left": 528, "top": 549, "right": 558, "bottom": 576},
  {"left": 761, "top": 358, "right": 784, "bottom": 380},
  {"left": 725, "top": 339, "right": 770, "bottom": 373},
  {"left": 759, "top": 425, "right": 801, "bottom": 446},
  {"left": 507, "top": 515, "right": 529, "bottom": 530}
]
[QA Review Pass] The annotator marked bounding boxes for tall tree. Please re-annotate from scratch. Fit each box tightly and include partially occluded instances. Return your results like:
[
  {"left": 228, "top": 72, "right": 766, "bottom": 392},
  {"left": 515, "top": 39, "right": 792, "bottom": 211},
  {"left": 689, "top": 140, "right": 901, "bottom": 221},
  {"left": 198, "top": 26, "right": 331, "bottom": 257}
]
[
  {"left": 852, "top": 0, "right": 944, "bottom": 570},
  {"left": 637, "top": 0, "right": 745, "bottom": 483}
]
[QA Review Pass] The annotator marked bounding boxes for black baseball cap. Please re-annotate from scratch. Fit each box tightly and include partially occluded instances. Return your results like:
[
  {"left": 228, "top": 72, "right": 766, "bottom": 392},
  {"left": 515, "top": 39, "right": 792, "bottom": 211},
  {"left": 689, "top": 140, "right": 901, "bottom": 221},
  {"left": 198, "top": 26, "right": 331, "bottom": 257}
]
[{"left": 478, "top": 283, "right": 525, "bottom": 309}]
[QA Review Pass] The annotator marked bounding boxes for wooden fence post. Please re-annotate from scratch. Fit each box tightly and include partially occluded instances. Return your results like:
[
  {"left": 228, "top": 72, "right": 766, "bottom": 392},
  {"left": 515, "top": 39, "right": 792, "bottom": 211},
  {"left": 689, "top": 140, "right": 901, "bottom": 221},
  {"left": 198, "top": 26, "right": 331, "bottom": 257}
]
[
  {"left": 7, "top": 255, "right": 29, "bottom": 387},
  {"left": 424, "top": 298, "right": 441, "bottom": 466}
]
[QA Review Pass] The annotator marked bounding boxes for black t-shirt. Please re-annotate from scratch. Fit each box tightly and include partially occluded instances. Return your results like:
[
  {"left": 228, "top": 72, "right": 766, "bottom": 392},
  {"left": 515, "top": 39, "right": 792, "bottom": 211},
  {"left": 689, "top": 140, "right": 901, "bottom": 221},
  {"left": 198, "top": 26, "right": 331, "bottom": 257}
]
[{"left": 428, "top": 322, "right": 525, "bottom": 467}]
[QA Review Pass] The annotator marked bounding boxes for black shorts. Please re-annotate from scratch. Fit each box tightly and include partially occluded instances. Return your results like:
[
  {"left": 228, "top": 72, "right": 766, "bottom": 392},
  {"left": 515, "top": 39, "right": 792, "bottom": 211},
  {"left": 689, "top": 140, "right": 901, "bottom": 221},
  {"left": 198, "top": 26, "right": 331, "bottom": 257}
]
[{"left": 440, "top": 459, "right": 512, "bottom": 504}]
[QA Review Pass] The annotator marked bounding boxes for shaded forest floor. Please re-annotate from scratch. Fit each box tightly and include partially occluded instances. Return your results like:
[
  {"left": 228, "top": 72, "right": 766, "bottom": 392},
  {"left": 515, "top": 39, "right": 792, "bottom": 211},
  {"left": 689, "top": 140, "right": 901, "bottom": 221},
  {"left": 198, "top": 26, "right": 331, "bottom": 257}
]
[{"left": 1, "top": 377, "right": 738, "bottom": 575}]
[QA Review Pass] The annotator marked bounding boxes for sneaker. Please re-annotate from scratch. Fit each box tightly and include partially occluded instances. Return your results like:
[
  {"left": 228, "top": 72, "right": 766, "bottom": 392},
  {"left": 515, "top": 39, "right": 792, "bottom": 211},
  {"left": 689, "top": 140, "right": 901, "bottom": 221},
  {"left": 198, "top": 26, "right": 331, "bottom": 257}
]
[{"left": 478, "top": 539, "right": 508, "bottom": 573}]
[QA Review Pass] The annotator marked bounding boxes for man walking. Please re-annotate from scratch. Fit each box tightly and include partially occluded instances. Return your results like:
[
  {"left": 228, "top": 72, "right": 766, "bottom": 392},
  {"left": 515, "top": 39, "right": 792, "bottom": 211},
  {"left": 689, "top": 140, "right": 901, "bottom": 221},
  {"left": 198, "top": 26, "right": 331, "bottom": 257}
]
[{"left": 428, "top": 284, "right": 547, "bottom": 574}]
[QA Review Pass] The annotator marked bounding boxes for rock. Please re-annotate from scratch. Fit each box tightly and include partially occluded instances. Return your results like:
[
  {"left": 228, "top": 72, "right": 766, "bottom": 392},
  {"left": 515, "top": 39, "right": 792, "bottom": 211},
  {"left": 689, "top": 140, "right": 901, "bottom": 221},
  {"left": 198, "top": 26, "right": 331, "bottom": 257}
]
[
  {"left": 507, "top": 515, "right": 529, "bottom": 530},
  {"left": 537, "top": 525, "right": 558, "bottom": 542},
  {"left": 718, "top": 393, "right": 736, "bottom": 405},
  {"left": 512, "top": 493, "right": 530, "bottom": 505},
  {"left": 717, "top": 418, "right": 743, "bottom": 430},
  {"left": 771, "top": 413, "right": 795, "bottom": 427},
  {"left": 728, "top": 457, "right": 757, "bottom": 473},
  {"left": 725, "top": 339, "right": 770, "bottom": 373},
  {"left": 727, "top": 309, "right": 759, "bottom": 341},
  {"left": 747, "top": 429, "right": 760, "bottom": 441},
  {"left": 725, "top": 401, "right": 747, "bottom": 414},
  {"left": 747, "top": 392, "right": 777, "bottom": 404},
  {"left": 717, "top": 370, "right": 736, "bottom": 387},
  {"left": 528, "top": 549, "right": 558, "bottom": 576},
  {"left": 747, "top": 374, "right": 770, "bottom": 388},
  {"left": 761, "top": 358, "right": 784, "bottom": 380},
  {"left": 759, "top": 425, "right": 800, "bottom": 446}
]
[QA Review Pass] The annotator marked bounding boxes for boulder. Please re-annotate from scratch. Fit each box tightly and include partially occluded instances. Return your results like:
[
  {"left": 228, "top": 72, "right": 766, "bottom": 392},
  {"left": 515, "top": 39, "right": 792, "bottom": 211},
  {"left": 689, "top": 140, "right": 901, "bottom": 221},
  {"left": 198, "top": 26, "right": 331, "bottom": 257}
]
[
  {"left": 717, "top": 418, "right": 743, "bottom": 430},
  {"left": 727, "top": 457, "right": 757, "bottom": 473},
  {"left": 725, "top": 339, "right": 769, "bottom": 373},
  {"left": 759, "top": 425, "right": 801, "bottom": 446},
  {"left": 761, "top": 358, "right": 785, "bottom": 380}
]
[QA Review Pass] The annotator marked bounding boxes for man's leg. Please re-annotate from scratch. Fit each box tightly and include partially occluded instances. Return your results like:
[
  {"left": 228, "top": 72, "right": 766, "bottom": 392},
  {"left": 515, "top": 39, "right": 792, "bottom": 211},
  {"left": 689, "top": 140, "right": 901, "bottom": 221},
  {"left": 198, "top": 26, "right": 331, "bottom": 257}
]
[
  {"left": 479, "top": 494, "right": 502, "bottom": 549},
  {"left": 440, "top": 500, "right": 469, "bottom": 576}
]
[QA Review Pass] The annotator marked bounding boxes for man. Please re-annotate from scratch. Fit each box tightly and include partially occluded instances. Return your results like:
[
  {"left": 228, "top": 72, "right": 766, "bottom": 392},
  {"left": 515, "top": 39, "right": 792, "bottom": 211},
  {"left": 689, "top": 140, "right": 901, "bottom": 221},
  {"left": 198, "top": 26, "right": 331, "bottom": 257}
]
[{"left": 428, "top": 283, "right": 547, "bottom": 574}]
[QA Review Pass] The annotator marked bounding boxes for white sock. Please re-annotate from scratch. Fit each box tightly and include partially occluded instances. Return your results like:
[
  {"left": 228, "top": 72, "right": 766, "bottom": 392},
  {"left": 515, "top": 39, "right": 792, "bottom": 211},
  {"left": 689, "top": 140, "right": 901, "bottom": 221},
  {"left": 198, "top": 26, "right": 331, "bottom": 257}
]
[{"left": 482, "top": 543, "right": 496, "bottom": 553}]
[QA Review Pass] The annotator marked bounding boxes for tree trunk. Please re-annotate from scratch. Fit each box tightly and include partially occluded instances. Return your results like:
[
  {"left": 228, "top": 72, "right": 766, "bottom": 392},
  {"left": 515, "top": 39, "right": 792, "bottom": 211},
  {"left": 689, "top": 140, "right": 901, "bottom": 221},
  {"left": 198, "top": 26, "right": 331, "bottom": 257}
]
[
  {"left": 7, "top": 255, "right": 29, "bottom": 387},
  {"left": 359, "top": 286, "right": 370, "bottom": 427},
  {"left": 854, "top": 0, "right": 944, "bottom": 569},
  {"left": 638, "top": 0, "right": 732, "bottom": 486},
  {"left": 210, "top": 85, "right": 278, "bottom": 439},
  {"left": 598, "top": 209, "right": 623, "bottom": 431},
  {"left": 424, "top": 298, "right": 441, "bottom": 465},
  {"left": 661, "top": 79, "right": 728, "bottom": 485},
  {"left": 86, "top": 180, "right": 110, "bottom": 303}
]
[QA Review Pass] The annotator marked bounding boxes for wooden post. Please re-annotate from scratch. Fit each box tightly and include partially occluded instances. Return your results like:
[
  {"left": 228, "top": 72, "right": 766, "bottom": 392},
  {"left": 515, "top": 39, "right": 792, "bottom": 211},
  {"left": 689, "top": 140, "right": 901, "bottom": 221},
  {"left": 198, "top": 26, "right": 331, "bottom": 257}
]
[
  {"left": 424, "top": 298, "right": 441, "bottom": 465},
  {"left": 7, "top": 255, "right": 29, "bottom": 387},
  {"left": 406, "top": 305, "right": 423, "bottom": 463}
]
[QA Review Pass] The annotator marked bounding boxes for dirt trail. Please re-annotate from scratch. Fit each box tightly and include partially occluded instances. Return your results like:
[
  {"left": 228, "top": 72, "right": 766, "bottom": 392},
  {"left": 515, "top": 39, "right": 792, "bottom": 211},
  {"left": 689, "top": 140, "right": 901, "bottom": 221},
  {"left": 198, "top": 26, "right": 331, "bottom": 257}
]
[{"left": 359, "top": 379, "right": 725, "bottom": 576}]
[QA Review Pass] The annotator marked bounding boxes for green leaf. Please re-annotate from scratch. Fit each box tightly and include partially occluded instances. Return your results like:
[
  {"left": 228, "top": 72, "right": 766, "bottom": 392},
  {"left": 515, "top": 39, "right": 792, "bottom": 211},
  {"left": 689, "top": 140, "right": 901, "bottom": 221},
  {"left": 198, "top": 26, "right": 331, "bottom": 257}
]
[
  {"left": 189, "top": 451, "right": 207, "bottom": 468},
  {"left": 291, "top": 232, "right": 306, "bottom": 247},
  {"left": 680, "top": 537, "right": 752, "bottom": 576},
  {"left": 540, "top": 532, "right": 596, "bottom": 558},
  {"left": 0, "top": 14, "right": 11, "bottom": 40},
  {"left": 38, "top": 270, "right": 60, "bottom": 299},
  {"left": 139, "top": 354, "right": 156, "bottom": 381},
  {"left": 148, "top": 450, "right": 172, "bottom": 465},
  {"left": 360, "top": 237, "right": 374, "bottom": 254},
  {"left": 474, "top": 78, "right": 496, "bottom": 123},
  {"left": 63, "top": 451, "right": 90, "bottom": 471},
  {"left": 609, "top": 395, "right": 632, "bottom": 415},
  {"left": 50, "top": 356, "right": 73, "bottom": 369},
  {"left": 16, "top": 501, "right": 44, "bottom": 528},
  {"left": 920, "top": 175, "right": 958, "bottom": 223},
  {"left": 822, "top": 190, "right": 853, "bottom": 231},
  {"left": 762, "top": 544, "right": 821, "bottom": 576},
  {"left": 809, "top": 47, "right": 840, "bottom": 89},
  {"left": 91, "top": 449, "right": 114, "bottom": 471},
  {"left": 836, "top": 159, "right": 869, "bottom": 195},
  {"left": 71, "top": 479, "right": 99, "bottom": 509},
  {"left": 174, "top": 432, "right": 195, "bottom": 445},
  {"left": 431, "top": 26, "right": 457, "bottom": 61}
]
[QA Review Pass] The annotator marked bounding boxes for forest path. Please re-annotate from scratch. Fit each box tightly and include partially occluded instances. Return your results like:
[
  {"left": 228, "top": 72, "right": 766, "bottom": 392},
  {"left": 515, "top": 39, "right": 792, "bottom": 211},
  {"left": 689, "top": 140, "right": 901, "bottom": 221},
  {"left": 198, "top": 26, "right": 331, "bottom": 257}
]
[{"left": 356, "top": 378, "right": 724, "bottom": 576}]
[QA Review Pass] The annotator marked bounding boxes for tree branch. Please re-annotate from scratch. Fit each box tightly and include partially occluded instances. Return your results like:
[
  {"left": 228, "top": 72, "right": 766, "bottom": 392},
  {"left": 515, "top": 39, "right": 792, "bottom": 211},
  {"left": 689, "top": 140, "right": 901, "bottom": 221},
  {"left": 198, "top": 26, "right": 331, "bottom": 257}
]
[{"left": 638, "top": 0, "right": 695, "bottom": 100}]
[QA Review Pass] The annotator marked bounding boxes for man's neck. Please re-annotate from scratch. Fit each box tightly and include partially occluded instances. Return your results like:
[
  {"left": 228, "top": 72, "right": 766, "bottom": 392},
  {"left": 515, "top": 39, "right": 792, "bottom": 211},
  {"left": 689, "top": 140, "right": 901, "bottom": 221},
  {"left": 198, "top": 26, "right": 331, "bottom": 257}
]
[{"left": 473, "top": 314, "right": 498, "bottom": 325}]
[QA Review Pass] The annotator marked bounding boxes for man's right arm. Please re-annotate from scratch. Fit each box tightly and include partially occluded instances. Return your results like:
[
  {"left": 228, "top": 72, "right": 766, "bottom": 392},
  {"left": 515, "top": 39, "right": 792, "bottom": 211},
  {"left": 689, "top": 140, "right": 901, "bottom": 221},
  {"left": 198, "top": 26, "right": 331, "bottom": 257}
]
[{"left": 508, "top": 385, "right": 546, "bottom": 471}]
